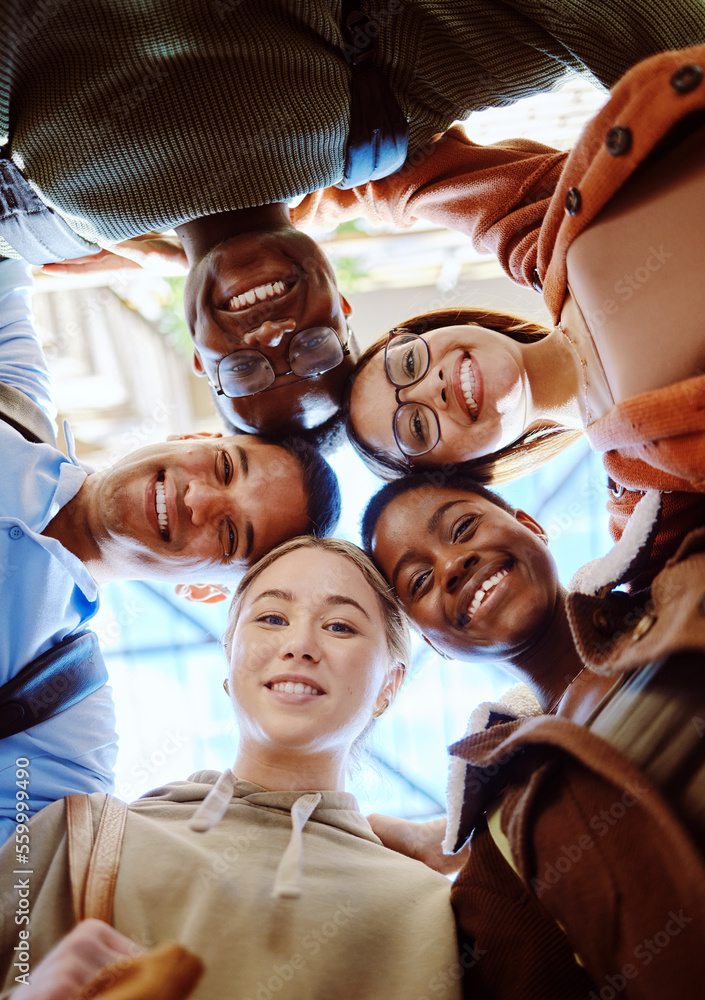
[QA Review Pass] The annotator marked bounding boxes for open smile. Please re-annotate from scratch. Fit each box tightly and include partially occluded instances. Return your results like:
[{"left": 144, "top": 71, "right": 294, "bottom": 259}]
[
  {"left": 265, "top": 673, "right": 326, "bottom": 701},
  {"left": 452, "top": 354, "right": 482, "bottom": 422},
  {"left": 155, "top": 472, "right": 169, "bottom": 540},
  {"left": 457, "top": 560, "right": 513, "bottom": 628},
  {"left": 220, "top": 276, "right": 297, "bottom": 313}
]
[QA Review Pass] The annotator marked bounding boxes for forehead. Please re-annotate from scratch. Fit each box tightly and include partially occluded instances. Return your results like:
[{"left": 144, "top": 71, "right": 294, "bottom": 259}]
[
  {"left": 242, "top": 547, "right": 384, "bottom": 618},
  {"left": 373, "top": 487, "right": 504, "bottom": 553}
]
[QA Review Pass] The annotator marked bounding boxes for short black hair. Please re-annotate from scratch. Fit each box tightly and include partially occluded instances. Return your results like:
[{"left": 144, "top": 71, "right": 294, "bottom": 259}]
[
  {"left": 278, "top": 435, "right": 341, "bottom": 537},
  {"left": 361, "top": 470, "right": 515, "bottom": 554},
  {"left": 217, "top": 400, "right": 347, "bottom": 458}
]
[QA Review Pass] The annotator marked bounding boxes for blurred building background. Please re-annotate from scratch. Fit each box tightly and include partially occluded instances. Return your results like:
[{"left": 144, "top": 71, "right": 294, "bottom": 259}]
[{"left": 32, "top": 77, "right": 610, "bottom": 818}]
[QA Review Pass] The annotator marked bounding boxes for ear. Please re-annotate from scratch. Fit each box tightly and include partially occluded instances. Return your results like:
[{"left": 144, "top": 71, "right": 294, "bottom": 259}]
[
  {"left": 166, "top": 431, "right": 223, "bottom": 442},
  {"left": 375, "top": 662, "right": 406, "bottom": 715},
  {"left": 340, "top": 294, "right": 352, "bottom": 318},
  {"left": 515, "top": 509, "right": 549, "bottom": 544},
  {"left": 192, "top": 349, "right": 207, "bottom": 376},
  {"left": 175, "top": 583, "right": 231, "bottom": 604}
]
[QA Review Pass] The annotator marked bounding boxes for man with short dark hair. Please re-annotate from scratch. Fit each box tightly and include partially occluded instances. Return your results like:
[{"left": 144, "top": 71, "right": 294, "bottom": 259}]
[{"left": 0, "top": 258, "right": 340, "bottom": 841}]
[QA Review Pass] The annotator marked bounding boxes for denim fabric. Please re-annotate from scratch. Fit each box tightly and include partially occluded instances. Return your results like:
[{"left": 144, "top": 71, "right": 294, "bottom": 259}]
[{"left": 0, "top": 156, "right": 99, "bottom": 264}]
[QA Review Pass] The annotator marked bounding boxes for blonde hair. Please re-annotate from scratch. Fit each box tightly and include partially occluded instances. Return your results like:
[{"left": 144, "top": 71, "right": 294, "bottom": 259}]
[
  {"left": 345, "top": 307, "right": 583, "bottom": 484},
  {"left": 223, "top": 535, "right": 411, "bottom": 672}
]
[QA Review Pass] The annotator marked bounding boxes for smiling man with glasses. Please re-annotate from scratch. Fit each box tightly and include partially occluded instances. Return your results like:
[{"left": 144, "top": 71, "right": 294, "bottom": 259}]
[{"left": 176, "top": 206, "right": 356, "bottom": 442}]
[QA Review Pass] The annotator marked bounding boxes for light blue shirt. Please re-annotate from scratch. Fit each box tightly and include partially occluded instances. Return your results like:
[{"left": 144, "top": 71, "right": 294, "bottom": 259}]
[{"left": 0, "top": 259, "right": 117, "bottom": 843}]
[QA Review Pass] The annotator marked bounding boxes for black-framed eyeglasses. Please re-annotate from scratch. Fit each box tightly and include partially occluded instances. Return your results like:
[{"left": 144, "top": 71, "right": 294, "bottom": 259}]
[
  {"left": 213, "top": 326, "right": 351, "bottom": 398},
  {"left": 384, "top": 329, "right": 440, "bottom": 460}
]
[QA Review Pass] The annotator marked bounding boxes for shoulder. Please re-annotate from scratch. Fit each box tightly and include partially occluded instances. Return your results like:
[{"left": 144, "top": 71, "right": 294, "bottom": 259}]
[{"left": 543, "top": 43, "right": 705, "bottom": 315}]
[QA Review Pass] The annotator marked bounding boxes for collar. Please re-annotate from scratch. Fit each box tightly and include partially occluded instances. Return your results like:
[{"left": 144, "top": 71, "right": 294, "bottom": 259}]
[
  {"left": 443, "top": 684, "right": 542, "bottom": 855},
  {"left": 569, "top": 489, "right": 661, "bottom": 596}
]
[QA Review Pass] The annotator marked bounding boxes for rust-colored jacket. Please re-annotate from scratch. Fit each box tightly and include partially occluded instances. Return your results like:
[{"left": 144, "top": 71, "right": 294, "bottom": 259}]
[{"left": 294, "top": 44, "right": 705, "bottom": 554}]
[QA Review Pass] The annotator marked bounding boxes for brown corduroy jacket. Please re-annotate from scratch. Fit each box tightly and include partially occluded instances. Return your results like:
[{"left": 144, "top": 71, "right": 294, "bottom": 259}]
[{"left": 441, "top": 524, "right": 705, "bottom": 999}]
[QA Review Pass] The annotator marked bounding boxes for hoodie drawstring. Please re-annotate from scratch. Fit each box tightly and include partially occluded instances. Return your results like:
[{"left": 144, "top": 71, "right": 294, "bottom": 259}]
[
  {"left": 189, "top": 769, "right": 237, "bottom": 833},
  {"left": 272, "top": 793, "right": 322, "bottom": 899}
]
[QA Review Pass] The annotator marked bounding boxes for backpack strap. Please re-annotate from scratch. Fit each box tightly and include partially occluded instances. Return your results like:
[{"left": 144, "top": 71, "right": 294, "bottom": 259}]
[
  {"left": 84, "top": 795, "right": 129, "bottom": 922},
  {"left": 0, "top": 379, "right": 56, "bottom": 445},
  {"left": 66, "top": 794, "right": 129, "bottom": 924},
  {"left": 0, "top": 630, "right": 107, "bottom": 740},
  {"left": 66, "top": 793, "right": 97, "bottom": 923}
]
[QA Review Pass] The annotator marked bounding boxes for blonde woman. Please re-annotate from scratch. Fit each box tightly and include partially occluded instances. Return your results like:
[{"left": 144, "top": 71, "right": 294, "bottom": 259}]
[{"left": 0, "top": 538, "right": 462, "bottom": 1000}]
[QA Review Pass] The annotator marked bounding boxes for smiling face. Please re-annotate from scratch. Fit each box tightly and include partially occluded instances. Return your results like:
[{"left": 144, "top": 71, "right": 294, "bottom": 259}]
[
  {"left": 227, "top": 547, "right": 398, "bottom": 758},
  {"left": 370, "top": 486, "right": 559, "bottom": 661},
  {"left": 183, "top": 227, "right": 353, "bottom": 435},
  {"left": 350, "top": 324, "right": 531, "bottom": 467},
  {"left": 83, "top": 434, "right": 310, "bottom": 581}
]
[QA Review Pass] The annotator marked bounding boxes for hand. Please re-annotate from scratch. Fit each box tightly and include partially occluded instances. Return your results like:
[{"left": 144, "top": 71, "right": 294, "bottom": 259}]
[
  {"left": 366, "top": 814, "right": 469, "bottom": 876},
  {"left": 11, "top": 919, "right": 143, "bottom": 1000},
  {"left": 41, "top": 233, "right": 189, "bottom": 277}
]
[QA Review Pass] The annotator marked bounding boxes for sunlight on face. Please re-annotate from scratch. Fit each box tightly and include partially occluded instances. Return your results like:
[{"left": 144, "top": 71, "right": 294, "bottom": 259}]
[
  {"left": 228, "top": 548, "right": 395, "bottom": 757},
  {"left": 350, "top": 325, "right": 528, "bottom": 467}
]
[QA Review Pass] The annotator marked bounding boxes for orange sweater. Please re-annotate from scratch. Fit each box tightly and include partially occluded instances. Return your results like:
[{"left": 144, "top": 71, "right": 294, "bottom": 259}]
[{"left": 293, "top": 44, "right": 705, "bottom": 553}]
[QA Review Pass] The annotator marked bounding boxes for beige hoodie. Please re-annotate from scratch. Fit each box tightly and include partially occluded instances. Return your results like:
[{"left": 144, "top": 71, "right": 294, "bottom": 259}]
[{"left": 0, "top": 771, "right": 461, "bottom": 1000}]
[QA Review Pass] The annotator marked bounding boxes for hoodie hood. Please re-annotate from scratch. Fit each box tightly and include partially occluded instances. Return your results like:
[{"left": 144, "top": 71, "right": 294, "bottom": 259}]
[{"left": 134, "top": 769, "right": 381, "bottom": 899}]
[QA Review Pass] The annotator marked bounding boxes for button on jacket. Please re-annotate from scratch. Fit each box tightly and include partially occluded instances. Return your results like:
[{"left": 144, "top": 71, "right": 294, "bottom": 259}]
[{"left": 295, "top": 42, "right": 705, "bottom": 578}]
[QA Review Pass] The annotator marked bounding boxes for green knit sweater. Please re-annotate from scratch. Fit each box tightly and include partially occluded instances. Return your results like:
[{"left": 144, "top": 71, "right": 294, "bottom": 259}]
[{"left": 1, "top": 0, "right": 702, "bottom": 245}]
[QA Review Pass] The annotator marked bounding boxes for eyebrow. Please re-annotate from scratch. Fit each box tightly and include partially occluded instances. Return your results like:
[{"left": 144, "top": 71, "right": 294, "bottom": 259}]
[
  {"left": 323, "top": 594, "right": 371, "bottom": 620},
  {"left": 427, "top": 500, "right": 465, "bottom": 534},
  {"left": 236, "top": 445, "right": 254, "bottom": 560},
  {"left": 253, "top": 588, "right": 293, "bottom": 603},
  {"left": 237, "top": 445, "right": 249, "bottom": 477},
  {"left": 391, "top": 549, "right": 418, "bottom": 592},
  {"left": 250, "top": 590, "right": 371, "bottom": 620},
  {"left": 243, "top": 521, "right": 255, "bottom": 561}
]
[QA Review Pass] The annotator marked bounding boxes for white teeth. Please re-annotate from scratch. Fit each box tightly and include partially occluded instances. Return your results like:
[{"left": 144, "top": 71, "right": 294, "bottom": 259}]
[
  {"left": 465, "top": 568, "right": 509, "bottom": 623},
  {"left": 227, "top": 280, "right": 290, "bottom": 312},
  {"left": 270, "top": 681, "right": 322, "bottom": 696},
  {"left": 460, "top": 357, "right": 478, "bottom": 418},
  {"left": 155, "top": 480, "right": 168, "bottom": 536}
]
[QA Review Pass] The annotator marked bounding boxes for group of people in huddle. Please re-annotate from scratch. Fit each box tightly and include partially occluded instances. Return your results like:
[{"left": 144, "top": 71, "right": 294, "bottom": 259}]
[{"left": 1, "top": 2, "right": 705, "bottom": 998}]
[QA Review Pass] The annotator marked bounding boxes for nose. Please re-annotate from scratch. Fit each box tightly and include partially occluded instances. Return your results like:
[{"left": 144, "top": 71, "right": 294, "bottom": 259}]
[
  {"left": 280, "top": 623, "right": 321, "bottom": 664},
  {"left": 443, "top": 549, "right": 478, "bottom": 593},
  {"left": 398, "top": 363, "right": 448, "bottom": 411},
  {"left": 241, "top": 318, "right": 296, "bottom": 350},
  {"left": 184, "top": 480, "right": 233, "bottom": 526}
]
